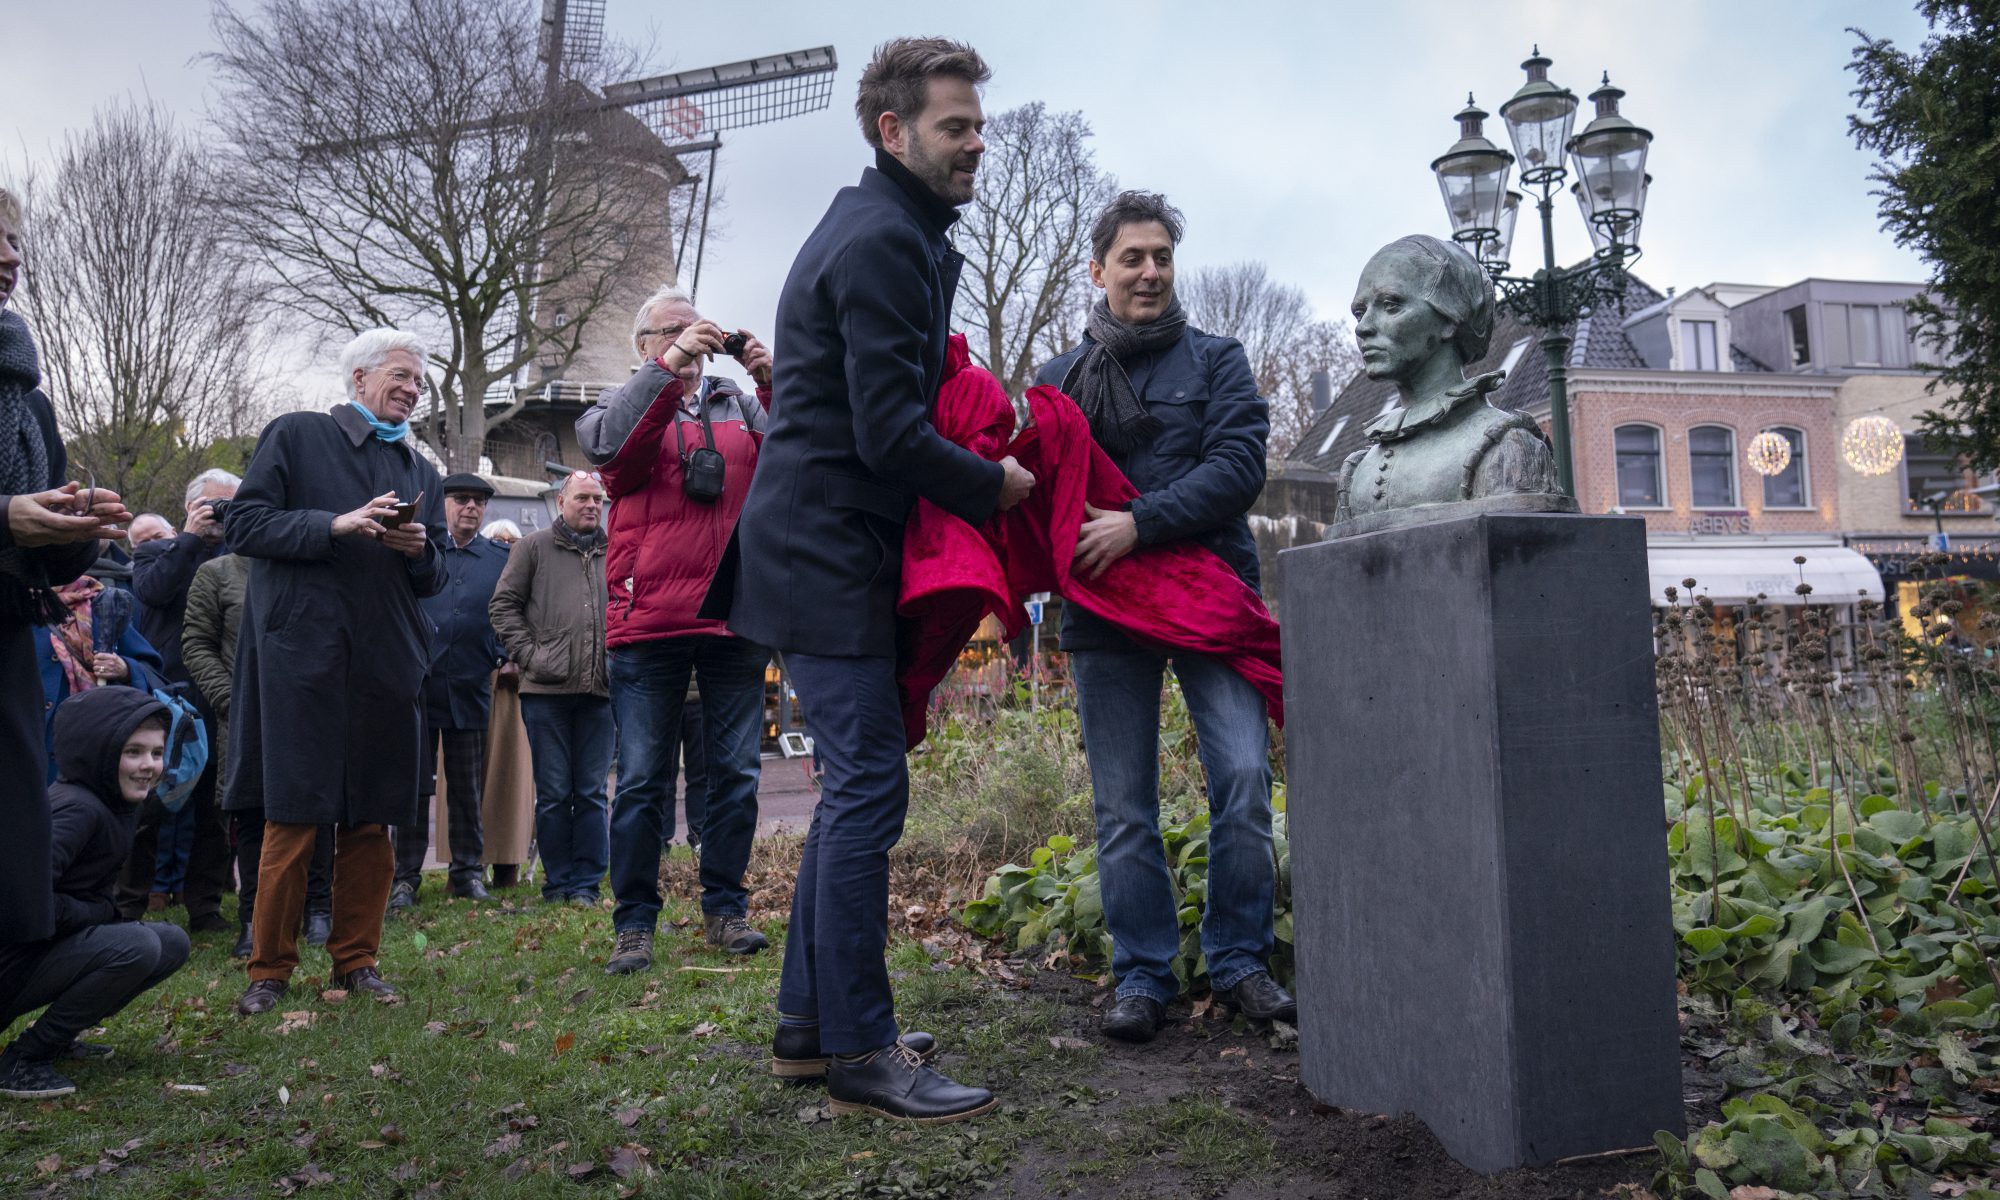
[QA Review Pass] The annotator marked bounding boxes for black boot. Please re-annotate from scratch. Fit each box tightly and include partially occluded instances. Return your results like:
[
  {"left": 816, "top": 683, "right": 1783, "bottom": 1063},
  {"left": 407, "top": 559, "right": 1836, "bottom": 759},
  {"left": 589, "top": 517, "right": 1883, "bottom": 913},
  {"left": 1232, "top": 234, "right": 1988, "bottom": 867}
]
[
  {"left": 303, "top": 910, "right": 332, "bottom": 947},
  {"left": 1216, "top": 971, "right": 1297, "bottom": 1024},
  {"left": 826, "top": 1043, "right": 996, "bottom": 1123},
  {"left": 231, "top": 923, "right": 254, "bottom": 959},
  {"left": 1101, "top": 995, "right": 1166, "bottom": 1043}
]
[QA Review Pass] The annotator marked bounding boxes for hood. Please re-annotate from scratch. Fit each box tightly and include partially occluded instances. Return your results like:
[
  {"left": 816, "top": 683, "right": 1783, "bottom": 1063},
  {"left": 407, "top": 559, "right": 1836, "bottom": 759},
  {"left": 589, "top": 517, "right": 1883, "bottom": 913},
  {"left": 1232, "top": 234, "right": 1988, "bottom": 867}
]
[
  {"left": 945, "top": 333, "right": 971, "bottom": 380},
  {"left": 52, "top": 684, "right": 170, "bottom": 804}
]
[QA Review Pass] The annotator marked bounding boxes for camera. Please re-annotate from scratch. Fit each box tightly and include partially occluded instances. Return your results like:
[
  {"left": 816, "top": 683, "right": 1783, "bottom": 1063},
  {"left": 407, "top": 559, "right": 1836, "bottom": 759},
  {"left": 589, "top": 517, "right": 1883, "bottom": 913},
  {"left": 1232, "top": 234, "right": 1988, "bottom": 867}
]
[
  {"left": 720, "top": 331, "right": 748, "bottom": 358},
  {"left": 204, "top": 498, "right": 231, "bottom": 523}
]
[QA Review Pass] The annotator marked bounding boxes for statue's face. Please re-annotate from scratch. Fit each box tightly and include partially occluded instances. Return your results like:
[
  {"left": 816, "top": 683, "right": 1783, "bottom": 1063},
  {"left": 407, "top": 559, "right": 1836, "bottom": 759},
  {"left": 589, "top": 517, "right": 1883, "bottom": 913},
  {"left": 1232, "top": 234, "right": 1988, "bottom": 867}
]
[{"left": 1352, "top": 249, "right": 1457, "bottom": 383}]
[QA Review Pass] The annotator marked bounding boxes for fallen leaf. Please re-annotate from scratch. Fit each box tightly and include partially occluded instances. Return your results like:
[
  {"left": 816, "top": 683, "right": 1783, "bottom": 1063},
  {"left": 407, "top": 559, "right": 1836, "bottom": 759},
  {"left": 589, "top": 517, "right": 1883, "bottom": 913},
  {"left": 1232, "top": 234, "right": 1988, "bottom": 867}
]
[
  {"left": 614, "top": 1107, "right": 644, "bottom": 1128},
  {"left": 498, "top": 1042, "right": 518, "bottom": 1056},
  {"left": 608, "top": 1145, "right": 643, "bottom": 1179},
  {"left": 278, "top": 1085, "right": 291, "bottom": 1106},
  {"left": 380, "top": 1124, "right": 405, "bottom": 1145},
  {"left": 567, "top": 988, "right": 591, "bottom": 1007},
  {"left": 553, "top": 1032, "right": 576, "bottom": 1057},
  {"left": 1728, "top": 1188, "right": 1782, "bottom": 1200},
  {"left": 484, "top": 1132, "right": 522, "bottom": 1159},
  {"left": 34, "top": 1154, "right": 59, "bottom": 1176},
  {"left": 567, "top": 1162, "right": 599, "bottom": 1180},
  {"left": 1219, "top": 1047, "right": 1249, "bottom": 1059},
  {"left": 422, "top": 1021, "right": 447, "bottom": 1036},
  {"left": 507, "top": 1115, "right": 539, "bottom": 1132},
  {"left": 320, "top": 989, "right": 349, "bottom": 1005},
  {"left": 797, "top": 1104, "right": 830, "bottom": 1124},
  {"left": 503, "top": 1156, "right": 532, "bottom": 1181},
  {"left": 167, "top": 1083, "right": 209, "bottom": 1094},
  {"left": 848, "top": 1151, "right": 876, "bottom": 1161},
  {"left": 690, "top": 1021, "right": 720, "bottom": 1038},
  {"left": 356, "top": 1141, "right": 386, "bottom": 1150},
  {"left": 1931, "top": 1181, "right": 1971, "bottom": 1197},
  {"left": 392, "top": 1158, "right": 421, "bottom": 1182}
]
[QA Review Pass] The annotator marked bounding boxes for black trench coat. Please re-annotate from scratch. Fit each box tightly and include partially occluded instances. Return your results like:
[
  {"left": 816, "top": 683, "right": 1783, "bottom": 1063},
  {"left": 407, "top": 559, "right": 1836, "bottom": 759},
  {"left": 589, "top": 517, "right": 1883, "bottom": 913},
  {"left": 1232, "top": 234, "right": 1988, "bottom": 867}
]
[{"left": 223, "top": 403, "right": 445, "bottom": 827}]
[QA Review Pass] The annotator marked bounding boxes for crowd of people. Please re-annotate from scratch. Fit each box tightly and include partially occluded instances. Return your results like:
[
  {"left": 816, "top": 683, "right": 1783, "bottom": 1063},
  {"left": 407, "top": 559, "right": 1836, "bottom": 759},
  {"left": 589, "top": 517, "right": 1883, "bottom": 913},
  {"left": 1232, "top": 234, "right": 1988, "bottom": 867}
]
[{"left": 0, "top": 35, "right": 1298, "bottom": 1124}]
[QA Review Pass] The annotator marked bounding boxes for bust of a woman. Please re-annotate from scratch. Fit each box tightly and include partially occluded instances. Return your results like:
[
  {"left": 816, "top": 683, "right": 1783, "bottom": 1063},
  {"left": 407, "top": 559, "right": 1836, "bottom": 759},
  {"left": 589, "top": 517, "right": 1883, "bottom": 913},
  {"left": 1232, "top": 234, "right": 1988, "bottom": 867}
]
[{"left": 1332, "top": 235, "right": 1564, "bottom": 528}]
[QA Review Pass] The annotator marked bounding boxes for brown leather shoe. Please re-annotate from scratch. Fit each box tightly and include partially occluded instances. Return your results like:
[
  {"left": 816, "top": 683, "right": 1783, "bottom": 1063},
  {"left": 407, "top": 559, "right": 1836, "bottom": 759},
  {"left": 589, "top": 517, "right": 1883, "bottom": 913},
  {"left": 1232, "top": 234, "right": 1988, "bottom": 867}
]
[
  {"left": 236, "top": 979, "right": 288, "bottom": 1015},
  {"left": 336, "top": 966, "right": 399, "bottom": 998}
]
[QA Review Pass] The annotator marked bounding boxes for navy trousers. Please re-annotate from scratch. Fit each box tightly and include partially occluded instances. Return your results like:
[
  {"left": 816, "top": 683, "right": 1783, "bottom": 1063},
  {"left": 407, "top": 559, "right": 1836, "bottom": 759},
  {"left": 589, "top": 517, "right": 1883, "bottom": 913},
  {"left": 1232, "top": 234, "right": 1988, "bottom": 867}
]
[{"left": 775, "top": 652, "right": 907, "bottom": 1055}]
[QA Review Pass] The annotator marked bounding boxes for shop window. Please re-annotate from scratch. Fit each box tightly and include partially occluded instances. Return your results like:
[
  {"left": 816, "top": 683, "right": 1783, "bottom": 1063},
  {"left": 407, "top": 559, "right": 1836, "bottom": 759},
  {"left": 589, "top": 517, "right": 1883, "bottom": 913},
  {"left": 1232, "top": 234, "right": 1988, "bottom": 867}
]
[
  {"left": 1761, "top": 427, "right": 1809, "bottom": 509},
  {"left": 1689, "top": 425, "right": 1738, "bottom": 508},
  {"left": 1615, "top": 424, "right": 1664, "bottom": 508},
  {"left": 1903, "top": 435, "right": 1990, "bottom": 514}
]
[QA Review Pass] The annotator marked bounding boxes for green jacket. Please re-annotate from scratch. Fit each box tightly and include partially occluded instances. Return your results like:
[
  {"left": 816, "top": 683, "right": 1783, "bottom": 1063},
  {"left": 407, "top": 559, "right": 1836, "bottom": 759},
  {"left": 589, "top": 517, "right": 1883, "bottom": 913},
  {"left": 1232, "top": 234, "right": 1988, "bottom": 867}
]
[
  {"left": 180, "top": 552, "right": 249, "bottom": 767},
  {"left": 488, "top": 523, "right": 609, "bottom": 697}
]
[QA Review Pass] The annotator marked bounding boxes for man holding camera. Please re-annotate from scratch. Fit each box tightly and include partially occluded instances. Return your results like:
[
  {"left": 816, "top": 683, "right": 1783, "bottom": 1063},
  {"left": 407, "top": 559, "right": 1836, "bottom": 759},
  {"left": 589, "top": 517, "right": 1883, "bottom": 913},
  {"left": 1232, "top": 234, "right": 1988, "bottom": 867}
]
[
  {"left": 575, "top": 285, "right": 774, "bottom": 976},
  {"left": 118, "top": 469, "right": 240, "bottom": 934}
]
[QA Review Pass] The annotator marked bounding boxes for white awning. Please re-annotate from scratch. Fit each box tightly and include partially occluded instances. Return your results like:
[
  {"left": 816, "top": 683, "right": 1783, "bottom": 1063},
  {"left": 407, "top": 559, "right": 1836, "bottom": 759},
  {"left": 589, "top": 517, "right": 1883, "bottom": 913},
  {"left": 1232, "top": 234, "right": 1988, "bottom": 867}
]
[{"left": 1647, "top": 542, "right": 1886, "bottom": 606}]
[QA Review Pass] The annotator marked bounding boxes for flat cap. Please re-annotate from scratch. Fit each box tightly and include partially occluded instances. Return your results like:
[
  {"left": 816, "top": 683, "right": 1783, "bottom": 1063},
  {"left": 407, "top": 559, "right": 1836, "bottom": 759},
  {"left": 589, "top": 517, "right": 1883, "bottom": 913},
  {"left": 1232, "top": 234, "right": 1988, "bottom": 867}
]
[{"left": 439, "top": 472, "right": 495, "bottom": 498}]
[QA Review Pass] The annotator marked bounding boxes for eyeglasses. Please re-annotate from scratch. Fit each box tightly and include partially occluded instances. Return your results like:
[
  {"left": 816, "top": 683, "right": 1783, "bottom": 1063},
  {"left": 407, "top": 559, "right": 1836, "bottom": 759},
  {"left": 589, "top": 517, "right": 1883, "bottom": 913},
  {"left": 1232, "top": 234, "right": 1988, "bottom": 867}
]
[
  {"left": 374, "top": 367, "right": 431, "bottom": 395},
  {"left": 445, "top": 494, "right": 488, "bottom": 506}
]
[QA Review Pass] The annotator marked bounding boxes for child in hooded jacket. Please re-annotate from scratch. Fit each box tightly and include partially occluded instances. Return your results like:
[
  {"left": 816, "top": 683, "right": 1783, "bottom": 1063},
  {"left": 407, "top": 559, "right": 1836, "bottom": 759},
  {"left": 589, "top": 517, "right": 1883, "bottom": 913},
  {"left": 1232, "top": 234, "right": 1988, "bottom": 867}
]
[{"left": 0, "top": 685, "right": 191, "bottom": 1099}]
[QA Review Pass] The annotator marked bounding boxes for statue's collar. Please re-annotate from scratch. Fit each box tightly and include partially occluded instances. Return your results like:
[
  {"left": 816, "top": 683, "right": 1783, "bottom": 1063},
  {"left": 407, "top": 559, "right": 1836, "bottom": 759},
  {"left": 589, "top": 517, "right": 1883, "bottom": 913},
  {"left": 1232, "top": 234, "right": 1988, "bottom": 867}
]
[{"left": 1365, "top": 371, "right": 1508, "bottom": 443}]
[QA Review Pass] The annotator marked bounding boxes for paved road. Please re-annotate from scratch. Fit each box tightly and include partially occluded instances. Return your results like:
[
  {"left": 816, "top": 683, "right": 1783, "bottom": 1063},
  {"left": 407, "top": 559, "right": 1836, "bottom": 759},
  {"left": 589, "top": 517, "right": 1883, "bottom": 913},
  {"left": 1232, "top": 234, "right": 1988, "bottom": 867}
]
[{"left": 753, "top": 753, "right": 820, "bottom": 837}]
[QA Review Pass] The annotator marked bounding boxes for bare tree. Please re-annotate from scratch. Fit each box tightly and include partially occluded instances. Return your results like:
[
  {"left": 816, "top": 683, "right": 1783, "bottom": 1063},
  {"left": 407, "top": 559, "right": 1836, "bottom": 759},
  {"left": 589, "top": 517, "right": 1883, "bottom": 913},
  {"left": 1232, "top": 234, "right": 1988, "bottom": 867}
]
[
  {"left": 1179, "top": 262, "right": 1361, "bottom": 459},
  {"left": 207, "top": 0, "right": 669, "bottom": 471},
  {"left": 955, "top": 103, "right": 1117, "bottom": 400},
  {"left": 15, "top": 100, "right": 280, "bottom": 518}
]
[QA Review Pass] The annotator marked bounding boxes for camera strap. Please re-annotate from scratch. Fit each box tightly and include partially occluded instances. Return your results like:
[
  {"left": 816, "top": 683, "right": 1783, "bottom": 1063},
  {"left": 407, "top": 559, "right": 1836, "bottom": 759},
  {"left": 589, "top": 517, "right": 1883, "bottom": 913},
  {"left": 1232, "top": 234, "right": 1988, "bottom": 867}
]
[{"left": 672, "top": 378, "right": 718, "bottom": 466}]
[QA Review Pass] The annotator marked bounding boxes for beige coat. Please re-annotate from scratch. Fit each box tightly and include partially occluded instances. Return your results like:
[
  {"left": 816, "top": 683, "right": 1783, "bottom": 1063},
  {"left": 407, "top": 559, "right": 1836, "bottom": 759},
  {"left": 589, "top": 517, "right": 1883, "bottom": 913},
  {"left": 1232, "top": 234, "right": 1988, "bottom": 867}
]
[{"left": 434, "top": 668, "right": 535, "bottom": 864}]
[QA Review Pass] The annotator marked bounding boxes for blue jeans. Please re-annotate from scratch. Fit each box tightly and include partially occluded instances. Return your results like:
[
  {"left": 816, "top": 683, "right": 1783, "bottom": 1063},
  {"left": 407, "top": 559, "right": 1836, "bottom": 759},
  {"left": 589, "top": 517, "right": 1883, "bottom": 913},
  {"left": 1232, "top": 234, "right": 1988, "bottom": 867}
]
[
  {"left": 775, "top": 652, "right": 907, "bottom": 1055},
  {"left": 1072, "top": 646, "right": 1276, "bottom": 1003},
  {"left": 519, "top": 692, "right": 614, "bottom": 901},
  {"left": 607, "top": 635, "right": 767, "bottom": 930}
]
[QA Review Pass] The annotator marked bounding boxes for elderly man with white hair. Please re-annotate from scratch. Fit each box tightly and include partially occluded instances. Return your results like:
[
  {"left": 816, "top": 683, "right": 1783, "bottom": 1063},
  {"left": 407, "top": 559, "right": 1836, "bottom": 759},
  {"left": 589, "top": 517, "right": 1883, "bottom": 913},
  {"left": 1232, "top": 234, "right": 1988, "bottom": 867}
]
[
  {"left": 118, "top": 466, "right": 244, "bottom": 934},
  {"left": 223, "top": 328, "right": 445, "bottom": 1015}
]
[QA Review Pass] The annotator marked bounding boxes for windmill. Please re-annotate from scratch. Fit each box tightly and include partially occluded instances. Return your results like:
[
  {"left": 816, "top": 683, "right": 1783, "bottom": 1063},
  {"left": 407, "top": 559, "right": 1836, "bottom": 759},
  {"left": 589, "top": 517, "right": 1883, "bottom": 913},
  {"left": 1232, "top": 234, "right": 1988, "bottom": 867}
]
[{"left": 469, "top": 0, "right": 838, "bottom": 476}]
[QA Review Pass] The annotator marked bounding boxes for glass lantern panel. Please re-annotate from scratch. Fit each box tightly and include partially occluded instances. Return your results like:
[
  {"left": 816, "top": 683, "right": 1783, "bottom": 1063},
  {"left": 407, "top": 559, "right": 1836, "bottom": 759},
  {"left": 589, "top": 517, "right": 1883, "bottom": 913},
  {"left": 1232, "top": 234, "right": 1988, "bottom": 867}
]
[
  {"left": 1434, "top": 157, "right": 1509, "bottom": 240},
  {"left": 1504, "top": 95, "right": 1576, "bottom": 177}
]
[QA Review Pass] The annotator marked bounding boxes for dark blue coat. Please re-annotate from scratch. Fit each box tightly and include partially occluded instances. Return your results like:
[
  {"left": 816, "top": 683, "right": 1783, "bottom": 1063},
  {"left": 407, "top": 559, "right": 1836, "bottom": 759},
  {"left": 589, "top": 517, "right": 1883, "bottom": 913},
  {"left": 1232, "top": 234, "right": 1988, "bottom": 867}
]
[
  {"left": 711, "top": 151, "right": 1005, "bottom": 658},
  {"left": 33, "top": 614, "right": 166, "bottom": 782},
  {"left": 420, "top": 533, "right": 509, "bottom": 728},
  {"left": 132, "top": 532, "right": 225, "bottom": 696},
  {"left": 1036, "top": 327, "right": 1267, "bottom": 652}
]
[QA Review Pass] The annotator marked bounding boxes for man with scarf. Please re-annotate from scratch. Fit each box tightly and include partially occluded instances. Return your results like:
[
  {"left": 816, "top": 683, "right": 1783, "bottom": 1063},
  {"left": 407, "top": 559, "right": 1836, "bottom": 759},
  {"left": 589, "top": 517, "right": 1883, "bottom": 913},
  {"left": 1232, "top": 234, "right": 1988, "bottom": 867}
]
[
  {"left": 1035, "top": 191, "right": 1293, "bottom": 1044},
  {"left": 1, "top": 186, "right": 135, "bottom": 958},
  {"left": 225, "top": 328, "right": 444, "bottom": 1016}
]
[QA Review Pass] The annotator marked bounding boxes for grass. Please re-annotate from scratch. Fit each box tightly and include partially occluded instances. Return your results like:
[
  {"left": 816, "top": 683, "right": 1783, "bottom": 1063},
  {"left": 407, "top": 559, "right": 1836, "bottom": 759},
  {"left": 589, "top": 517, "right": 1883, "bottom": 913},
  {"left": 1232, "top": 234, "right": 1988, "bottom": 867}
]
[{"left": 0, "top": 851, "right": 1109, "bottom": 1200}]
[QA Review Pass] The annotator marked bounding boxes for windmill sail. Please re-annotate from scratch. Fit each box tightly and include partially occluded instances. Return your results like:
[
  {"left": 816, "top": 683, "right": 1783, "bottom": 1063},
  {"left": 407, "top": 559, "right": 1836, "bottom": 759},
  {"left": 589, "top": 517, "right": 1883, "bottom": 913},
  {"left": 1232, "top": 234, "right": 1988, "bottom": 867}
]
[{"left": 604, "top": 46, "right": 837, "bottom": 144}]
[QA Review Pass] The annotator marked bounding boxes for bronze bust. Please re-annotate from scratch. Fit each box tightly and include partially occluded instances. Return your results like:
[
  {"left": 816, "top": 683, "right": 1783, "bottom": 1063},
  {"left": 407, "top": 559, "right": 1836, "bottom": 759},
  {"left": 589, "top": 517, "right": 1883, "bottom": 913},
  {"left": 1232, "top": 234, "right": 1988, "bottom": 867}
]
[{"left": 1332, "top": 235, "right": 1567, "bottom": 531}]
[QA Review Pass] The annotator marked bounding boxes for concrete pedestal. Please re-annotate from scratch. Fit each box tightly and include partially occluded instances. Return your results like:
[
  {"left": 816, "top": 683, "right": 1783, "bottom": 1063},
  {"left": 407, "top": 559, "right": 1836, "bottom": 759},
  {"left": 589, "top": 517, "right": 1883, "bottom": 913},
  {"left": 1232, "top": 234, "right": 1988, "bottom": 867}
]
[{"left": 1280, "top": 511, "right": 1681, "bottom": 1172}]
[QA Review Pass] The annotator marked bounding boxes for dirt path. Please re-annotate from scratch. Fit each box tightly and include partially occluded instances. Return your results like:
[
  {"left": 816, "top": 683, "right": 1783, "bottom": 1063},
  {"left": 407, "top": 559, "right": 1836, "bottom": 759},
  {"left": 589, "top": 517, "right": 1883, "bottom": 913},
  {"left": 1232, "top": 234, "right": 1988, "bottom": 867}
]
[{"left": 991, "top": 971, "right": 1668, "bottom": 1200}]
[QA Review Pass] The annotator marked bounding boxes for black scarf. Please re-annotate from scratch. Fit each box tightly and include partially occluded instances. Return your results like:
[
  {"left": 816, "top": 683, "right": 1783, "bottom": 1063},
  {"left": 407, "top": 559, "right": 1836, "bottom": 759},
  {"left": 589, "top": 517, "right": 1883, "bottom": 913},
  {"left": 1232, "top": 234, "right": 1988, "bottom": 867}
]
[
  {"left": 554, "top": 516, "right": 603, "bottom": 554},
  {"left": 1060, "top": 296, "right": 1187, "bottom": 456},
  {"left": 0, "top": 310, "right": 63, "bottom": 624}
]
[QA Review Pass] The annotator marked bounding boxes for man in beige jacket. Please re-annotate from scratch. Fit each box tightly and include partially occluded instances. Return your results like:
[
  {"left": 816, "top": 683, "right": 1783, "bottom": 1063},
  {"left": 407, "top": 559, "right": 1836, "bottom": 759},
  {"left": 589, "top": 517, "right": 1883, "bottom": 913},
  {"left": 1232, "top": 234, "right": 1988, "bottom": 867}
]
[{"left": 488, "top": 473, "right": 610, "bottom": 904}]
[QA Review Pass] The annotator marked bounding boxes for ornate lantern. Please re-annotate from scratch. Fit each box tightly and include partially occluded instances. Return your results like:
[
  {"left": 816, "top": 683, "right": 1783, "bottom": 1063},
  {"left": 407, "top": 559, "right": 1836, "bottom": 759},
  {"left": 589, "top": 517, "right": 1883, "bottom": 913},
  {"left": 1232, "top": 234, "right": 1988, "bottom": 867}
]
[
  {"left": 1498, "top": 47, "right": 1578, "bottom": 185},
  {"left": 1568, "top": 75, "right": 1651, "bottom": 254},
  {"left": 1430, "top": 96, "right": 1514, "bottom": 251},
  {"left": 1841, "top": 415, "right": 1904, "bottom": 476},
  {"left": 1746, "top": 430, "right": 1792, "bottom": 477}
]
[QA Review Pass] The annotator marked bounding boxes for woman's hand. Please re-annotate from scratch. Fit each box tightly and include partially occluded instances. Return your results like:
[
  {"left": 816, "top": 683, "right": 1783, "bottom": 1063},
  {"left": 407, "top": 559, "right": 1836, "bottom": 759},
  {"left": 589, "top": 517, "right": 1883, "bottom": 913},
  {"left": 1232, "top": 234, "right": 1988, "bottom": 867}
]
[
  {"left": 92, "top": 652, "right": 130, "bottom": 683},
  {"left": 8, "top": 484, "right": 131, "bottom": 547}
]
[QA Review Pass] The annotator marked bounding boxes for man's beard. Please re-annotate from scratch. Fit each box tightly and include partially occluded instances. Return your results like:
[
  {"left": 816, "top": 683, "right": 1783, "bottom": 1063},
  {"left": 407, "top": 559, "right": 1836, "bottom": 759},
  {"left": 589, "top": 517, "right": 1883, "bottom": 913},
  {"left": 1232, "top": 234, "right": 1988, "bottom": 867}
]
[{"left": 905, "top": 138, "right": 976, "bottom": 206}]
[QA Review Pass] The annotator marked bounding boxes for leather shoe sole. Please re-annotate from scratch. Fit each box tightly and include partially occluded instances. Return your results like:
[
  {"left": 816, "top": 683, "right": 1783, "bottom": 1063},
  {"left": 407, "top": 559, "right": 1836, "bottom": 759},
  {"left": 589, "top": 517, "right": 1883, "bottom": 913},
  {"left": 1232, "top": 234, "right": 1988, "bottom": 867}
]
[{"left": 827, "top": 1093, "right": 998, "bottom": 1124}]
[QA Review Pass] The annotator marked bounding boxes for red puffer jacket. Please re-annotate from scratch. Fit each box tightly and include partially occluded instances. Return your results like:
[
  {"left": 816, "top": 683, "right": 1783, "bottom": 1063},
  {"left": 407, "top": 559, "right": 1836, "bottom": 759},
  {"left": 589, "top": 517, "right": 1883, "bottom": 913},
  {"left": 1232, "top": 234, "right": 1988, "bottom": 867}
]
[{"left": 576, "top": 362, "right": 769, "bottom": 647}]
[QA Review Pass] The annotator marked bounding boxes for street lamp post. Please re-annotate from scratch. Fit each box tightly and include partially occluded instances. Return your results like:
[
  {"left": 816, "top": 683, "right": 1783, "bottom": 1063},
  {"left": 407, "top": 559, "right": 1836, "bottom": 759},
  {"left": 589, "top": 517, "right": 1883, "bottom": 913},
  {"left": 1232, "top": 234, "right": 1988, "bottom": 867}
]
[{"left": 1431, "top": 48, "right": 1653, "bottom": 498}]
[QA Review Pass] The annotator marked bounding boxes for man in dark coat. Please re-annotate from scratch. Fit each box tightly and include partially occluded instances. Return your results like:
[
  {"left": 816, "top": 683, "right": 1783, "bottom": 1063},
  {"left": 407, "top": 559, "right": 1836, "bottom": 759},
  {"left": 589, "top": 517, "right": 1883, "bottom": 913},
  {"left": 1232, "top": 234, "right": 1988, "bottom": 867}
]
[
  {"left": 392, "top": 471, "right": 509, "bottom": 907},
  {"left": 117, "top": 467, "right": 240, "bottom": 932},
  {"left": 0, "top": 685, "right": 190, "bottom": 1099},
  {"left": 1034, "top": 192, "right": 1291, "bottom": 1043},
  {"left": 224, "top": 328, "right": 444, "bottom": 1015},
  {"left": 0, "top": 188, "right": 133, "bottom": 955},
  {"left": 710, "top": 37, "right": 1032, "bottom": 1123}
]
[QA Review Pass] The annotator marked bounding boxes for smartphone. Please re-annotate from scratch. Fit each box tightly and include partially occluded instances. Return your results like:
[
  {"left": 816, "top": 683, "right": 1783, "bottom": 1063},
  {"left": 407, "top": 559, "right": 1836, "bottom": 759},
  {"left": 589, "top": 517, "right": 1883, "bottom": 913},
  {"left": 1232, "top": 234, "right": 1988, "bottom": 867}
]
[{"left": 381, "top": 493, "right": 422, "bottom": 530}]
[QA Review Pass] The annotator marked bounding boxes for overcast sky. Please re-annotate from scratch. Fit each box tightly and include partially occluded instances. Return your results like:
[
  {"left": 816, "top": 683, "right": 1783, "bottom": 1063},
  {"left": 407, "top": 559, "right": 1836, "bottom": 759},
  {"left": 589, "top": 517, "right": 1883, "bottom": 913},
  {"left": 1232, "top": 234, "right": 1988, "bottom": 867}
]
[{"left": 8, "top": 0, "right": 1933, "bottom": 399}]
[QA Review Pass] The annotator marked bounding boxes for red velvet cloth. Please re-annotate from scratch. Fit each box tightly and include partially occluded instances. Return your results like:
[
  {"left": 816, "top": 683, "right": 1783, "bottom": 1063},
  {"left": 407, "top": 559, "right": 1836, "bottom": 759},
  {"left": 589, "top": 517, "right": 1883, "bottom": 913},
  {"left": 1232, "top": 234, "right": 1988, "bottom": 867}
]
[{"left": 896, "top": 340, "right": 1284, "bottom": 748}]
